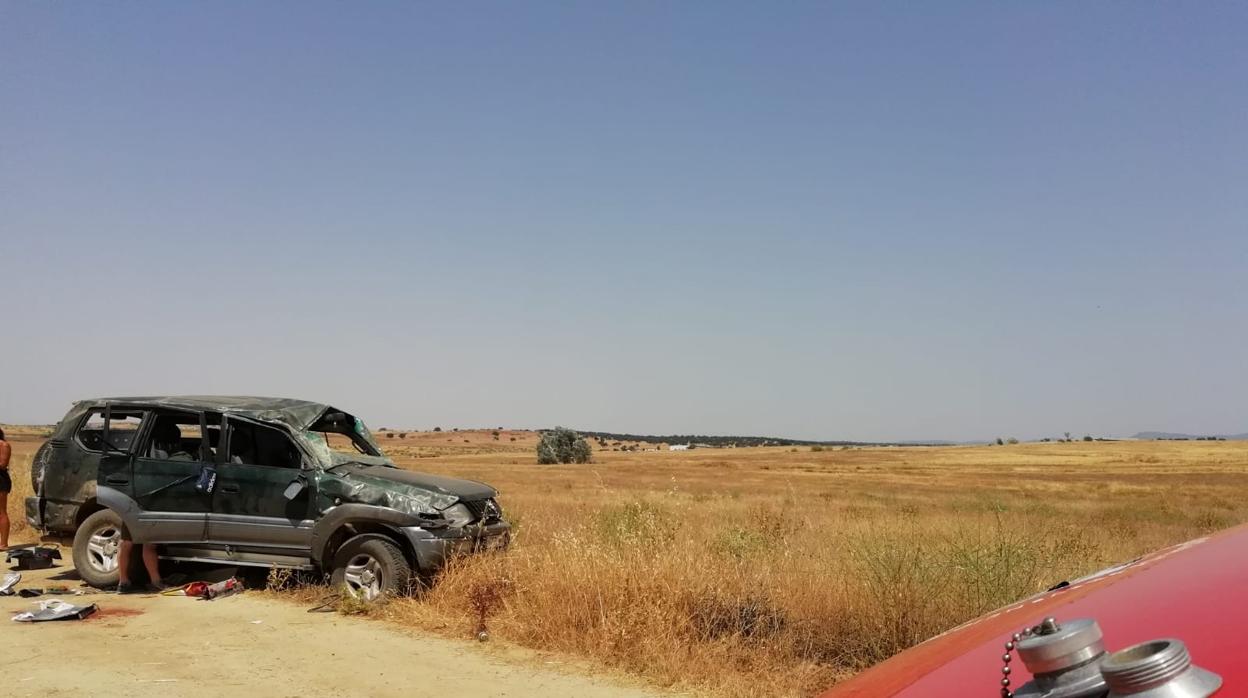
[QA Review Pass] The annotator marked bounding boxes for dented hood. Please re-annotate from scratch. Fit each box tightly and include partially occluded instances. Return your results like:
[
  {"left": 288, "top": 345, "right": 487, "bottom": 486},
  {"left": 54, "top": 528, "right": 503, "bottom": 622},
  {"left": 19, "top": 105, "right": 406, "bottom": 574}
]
[
  {"left": 317, "top": 464, "right": 496, "bottom": 518},
  {"left": 347, "top": 465, "right": 496, "bottom": 501}
]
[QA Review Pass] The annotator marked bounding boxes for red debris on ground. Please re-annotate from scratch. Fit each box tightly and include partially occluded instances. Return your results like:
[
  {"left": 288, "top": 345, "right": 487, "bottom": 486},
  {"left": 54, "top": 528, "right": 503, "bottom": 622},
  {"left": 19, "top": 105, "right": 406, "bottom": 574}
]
[{"left": 85, "top": 607, "right": 144, "bottom": 620}]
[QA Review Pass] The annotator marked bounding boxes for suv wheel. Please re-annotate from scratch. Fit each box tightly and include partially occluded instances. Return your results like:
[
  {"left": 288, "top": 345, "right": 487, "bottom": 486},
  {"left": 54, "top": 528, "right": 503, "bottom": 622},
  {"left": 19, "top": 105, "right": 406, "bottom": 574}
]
[
  {"left": 72, "top": 509, "right": 142, "bottom": 589},
  {"left": 330, "top": 536, "right": 412, "bottom": 601}
]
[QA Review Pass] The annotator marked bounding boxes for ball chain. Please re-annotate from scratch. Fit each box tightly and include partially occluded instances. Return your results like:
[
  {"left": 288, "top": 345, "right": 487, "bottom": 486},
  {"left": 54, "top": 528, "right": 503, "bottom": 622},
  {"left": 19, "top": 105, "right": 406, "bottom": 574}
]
[{"left": 999, "top": 618, "right": 1058, "bottom": 697}]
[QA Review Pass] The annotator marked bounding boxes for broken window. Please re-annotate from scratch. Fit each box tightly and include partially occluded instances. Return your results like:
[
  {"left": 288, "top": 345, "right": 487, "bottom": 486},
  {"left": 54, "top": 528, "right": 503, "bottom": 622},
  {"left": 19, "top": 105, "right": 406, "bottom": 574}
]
[
  {"left": 305, "top": 410, "right": 383, "bottom": 459},
  {"left": 76, "top": 409, "right": 145, "bottom": 453},
  {"left": 140, "top": 410, "right": 220, "bottom": 462},
  {"left": 226, "top": 419, "right": 303, "bottom": 469}
]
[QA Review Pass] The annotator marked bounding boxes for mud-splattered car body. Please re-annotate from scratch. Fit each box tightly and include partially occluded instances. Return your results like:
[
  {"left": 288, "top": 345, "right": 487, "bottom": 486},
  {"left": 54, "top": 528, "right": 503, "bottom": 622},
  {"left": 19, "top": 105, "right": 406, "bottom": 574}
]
[{"left": 26, "top": 396, "right": 510, "bottom": 595}]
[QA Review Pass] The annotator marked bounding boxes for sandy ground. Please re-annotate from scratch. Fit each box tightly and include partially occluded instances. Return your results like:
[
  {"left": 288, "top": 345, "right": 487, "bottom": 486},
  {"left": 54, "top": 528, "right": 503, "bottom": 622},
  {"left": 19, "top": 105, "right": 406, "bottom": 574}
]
[{"left": 3, "top": 561, "right": 665, "bottom": 698}]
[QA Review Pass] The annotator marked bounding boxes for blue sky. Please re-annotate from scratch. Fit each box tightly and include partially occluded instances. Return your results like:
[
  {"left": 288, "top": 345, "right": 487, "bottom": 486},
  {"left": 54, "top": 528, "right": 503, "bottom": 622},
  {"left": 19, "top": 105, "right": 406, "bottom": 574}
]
[{"left": 2, "top": 2, "right": 1245, "bottom": 441}]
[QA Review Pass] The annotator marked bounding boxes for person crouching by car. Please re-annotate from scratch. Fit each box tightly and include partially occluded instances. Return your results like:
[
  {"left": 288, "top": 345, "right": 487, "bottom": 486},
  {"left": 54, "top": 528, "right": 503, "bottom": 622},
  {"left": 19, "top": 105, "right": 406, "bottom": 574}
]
[
  {"left": 116, "top": 525, "right": 166, "bottom": 593},
  {"left": 116, "top": 420, "right": 184, "bottom": 593}
]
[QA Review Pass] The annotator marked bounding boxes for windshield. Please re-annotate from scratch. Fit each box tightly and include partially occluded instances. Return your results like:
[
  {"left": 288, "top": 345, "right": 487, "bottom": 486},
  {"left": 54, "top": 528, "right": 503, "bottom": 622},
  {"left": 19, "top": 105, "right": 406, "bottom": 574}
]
[{"left": 301, "top": 411, "right": 389, "bottom": 467}]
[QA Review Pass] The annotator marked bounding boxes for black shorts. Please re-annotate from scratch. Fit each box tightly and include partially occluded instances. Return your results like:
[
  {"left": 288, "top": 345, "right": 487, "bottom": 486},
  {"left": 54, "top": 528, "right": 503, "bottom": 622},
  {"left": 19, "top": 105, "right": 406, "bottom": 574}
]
[{"left": 0, "top": 468, "right": 11, "bottom": 494}]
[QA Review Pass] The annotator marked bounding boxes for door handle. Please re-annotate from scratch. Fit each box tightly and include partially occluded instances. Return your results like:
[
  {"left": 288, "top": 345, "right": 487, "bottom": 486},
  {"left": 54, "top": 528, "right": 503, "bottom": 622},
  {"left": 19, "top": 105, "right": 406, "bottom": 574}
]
[
  {"left": 104, "top": 476, "right": 130, "bottom": 486},
  {"left": 221, "top": 484, "right": 241, "bottom": 494}
]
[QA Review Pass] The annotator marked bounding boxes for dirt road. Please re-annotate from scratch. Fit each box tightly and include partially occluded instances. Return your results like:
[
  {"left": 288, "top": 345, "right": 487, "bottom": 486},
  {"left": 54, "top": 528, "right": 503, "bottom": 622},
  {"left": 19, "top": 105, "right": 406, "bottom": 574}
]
[{"left": 4, "top": 563, "right": 665, "bottom": 698}]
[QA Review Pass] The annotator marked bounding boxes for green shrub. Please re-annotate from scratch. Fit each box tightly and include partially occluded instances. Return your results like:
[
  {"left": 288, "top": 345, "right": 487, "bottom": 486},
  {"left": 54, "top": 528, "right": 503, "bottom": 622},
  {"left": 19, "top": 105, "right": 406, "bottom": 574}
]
[{"left": 536, "top": 427, "right": 592, "bottom": 464}]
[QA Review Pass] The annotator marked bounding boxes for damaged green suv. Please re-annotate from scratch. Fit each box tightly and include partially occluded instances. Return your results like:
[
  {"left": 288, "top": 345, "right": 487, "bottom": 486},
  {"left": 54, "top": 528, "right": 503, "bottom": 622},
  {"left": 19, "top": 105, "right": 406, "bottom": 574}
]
[{"left": 25, "top": 396, "right": 510, "bottom": 599}]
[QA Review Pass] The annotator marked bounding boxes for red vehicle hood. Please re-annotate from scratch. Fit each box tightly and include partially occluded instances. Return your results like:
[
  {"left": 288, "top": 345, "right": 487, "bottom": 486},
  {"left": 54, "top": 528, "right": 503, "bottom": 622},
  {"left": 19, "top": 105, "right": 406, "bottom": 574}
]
[{"left": 821, "top": 523, "right": 1248, "bottom": 697}]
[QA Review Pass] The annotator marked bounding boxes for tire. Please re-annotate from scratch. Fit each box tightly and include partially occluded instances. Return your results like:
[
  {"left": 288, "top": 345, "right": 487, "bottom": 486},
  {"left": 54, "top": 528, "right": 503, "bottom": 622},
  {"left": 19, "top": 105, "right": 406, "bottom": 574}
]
[
  {"left": 72, "top": 509, "right": 145, "bottom": 589},
  {"left": 329, "top": 535, "right": 412, "bottom": 602}
]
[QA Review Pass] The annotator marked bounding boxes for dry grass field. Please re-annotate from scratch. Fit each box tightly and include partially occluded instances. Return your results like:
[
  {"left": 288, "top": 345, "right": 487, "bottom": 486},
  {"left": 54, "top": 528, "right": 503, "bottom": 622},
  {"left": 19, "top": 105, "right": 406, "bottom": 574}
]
[{"left": 7, "top": 425, "right": 1248, "bottom": 696}]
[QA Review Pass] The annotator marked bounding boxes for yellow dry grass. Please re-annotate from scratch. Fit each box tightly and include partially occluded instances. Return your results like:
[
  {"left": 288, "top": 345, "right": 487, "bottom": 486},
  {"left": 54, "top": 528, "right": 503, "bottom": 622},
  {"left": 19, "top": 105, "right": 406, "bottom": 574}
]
[
  {"left": 7, "top": 426, "right": 1248, "bottom": 696},
  {"left": 373, "top": 438, "right": 1248, "bottom": 696}
]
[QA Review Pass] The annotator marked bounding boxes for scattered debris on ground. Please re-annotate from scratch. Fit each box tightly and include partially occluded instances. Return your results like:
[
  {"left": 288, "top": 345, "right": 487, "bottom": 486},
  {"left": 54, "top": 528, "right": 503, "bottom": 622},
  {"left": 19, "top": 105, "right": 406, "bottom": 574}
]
[
  {"left": 12, "top": 599, "right": 99, "bottom": 622},
  {"left": 18, "top": 585, "right": 84, "bottom": 597},
  {"left": 6, "top": 546, "right": 62, "bottom": 570},
  {"left": 4, "top": 559, "right": 662, "bottom": 697},
  {"left": 159, "top": 577, "right": 245, "bottom": 600}
]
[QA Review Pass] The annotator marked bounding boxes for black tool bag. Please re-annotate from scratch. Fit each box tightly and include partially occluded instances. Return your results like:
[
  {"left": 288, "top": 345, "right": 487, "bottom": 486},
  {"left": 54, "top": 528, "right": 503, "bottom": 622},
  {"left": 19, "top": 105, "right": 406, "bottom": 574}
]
[{"left": 5, "top": 546, "right": 63, "bottom": 570}]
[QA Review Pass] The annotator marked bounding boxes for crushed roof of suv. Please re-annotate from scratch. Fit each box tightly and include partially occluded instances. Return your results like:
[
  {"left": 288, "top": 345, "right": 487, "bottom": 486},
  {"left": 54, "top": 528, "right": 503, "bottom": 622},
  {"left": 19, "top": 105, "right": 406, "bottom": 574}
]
[{"left": 81, "top": 396, "right": 332, "bottom": 430}]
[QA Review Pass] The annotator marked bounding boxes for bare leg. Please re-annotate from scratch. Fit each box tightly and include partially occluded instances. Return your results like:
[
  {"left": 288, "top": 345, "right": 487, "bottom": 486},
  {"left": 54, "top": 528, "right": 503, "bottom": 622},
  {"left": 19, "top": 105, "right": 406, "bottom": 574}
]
[
  {"left": 141, "top": 544, "right": 162, "bottom": 584},
  {"left": 118, "top": 539, "right": 135, "bottom": 585},
  {"left": 0, "top": 492, "right": 9, "bottom": 549}
]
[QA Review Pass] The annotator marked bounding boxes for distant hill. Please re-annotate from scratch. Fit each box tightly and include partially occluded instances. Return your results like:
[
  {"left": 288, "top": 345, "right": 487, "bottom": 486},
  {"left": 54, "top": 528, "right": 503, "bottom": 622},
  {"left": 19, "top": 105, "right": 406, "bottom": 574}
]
[
  {"left": 1133, "top": 431, "right": 1248, "bottom": 441},
  {"left": 573, "top": 430, "right": 953, "bottom": 448}
]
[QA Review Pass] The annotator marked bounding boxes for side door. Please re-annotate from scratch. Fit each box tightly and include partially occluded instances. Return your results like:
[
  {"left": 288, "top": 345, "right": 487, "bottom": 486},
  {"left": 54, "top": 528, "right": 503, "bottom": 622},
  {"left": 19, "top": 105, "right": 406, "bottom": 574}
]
[
  {"left": 207, "top": 417, "right": 314, "bottom": 553},
  {"left": 127, "top": 409, "right": 215, "bottom": 543},
  {"left": 93, "top": 406, "right": 148, "bottom": 523}
]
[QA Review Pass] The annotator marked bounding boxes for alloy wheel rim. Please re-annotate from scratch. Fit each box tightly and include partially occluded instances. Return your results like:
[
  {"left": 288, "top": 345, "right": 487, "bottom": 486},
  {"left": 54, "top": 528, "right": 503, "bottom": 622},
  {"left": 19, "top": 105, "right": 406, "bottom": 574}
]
[
  {"left": 86, "top": 525, "right": 121, "bottom": 573},
  {"left": 342, "top": 554, "right": 384, "bottom": 601}
]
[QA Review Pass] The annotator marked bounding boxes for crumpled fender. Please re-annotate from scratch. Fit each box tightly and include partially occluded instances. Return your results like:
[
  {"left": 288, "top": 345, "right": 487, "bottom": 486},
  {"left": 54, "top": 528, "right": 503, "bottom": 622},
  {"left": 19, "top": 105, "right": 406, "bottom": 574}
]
[{"left": 309, "top": 503, "right": 429, "bottom": 566}]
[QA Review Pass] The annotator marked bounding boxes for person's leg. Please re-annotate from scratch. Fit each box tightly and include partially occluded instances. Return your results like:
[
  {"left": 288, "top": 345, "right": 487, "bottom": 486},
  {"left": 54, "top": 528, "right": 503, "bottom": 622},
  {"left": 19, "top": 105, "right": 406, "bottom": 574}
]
[
  {"left": 0, "top": 491, "right": 9, "bottom": 549},
  {"left": 141, "top": 544, "right": 163, "bottom": 585},
  {"left": 117, "top": 539, "right": 135, "bottom": 589}
]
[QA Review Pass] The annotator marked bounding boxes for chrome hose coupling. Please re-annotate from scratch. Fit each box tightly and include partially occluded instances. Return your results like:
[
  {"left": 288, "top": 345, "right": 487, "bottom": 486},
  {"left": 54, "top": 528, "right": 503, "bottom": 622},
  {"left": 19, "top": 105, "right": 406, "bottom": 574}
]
[
  {"left": 1101, "top": 639, "right": 1221, "bottom": 697},
  {"left": 1013, "top": 618, "right": 1109, "bottom": 698}
]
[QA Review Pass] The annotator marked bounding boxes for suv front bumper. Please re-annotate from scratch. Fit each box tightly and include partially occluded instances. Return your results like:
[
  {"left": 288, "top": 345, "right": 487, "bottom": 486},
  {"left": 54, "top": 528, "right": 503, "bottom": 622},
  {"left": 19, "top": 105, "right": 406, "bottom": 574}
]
[{"left": 400, "top": 521, "right": 511, "bottom": 573}]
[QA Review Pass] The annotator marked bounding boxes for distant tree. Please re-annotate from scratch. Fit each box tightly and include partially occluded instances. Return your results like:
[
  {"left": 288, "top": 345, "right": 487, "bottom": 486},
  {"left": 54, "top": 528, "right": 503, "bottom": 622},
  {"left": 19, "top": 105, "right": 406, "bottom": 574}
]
[
  {"left": 1006, "top": 437, "right": 1019, "bottom": 445},
  {"left": 386, "top": 432, "right": 395, "bottom": 439},
  {"left": 1083, "top": 434, "right": 1093, "bottom": 442},
  {"left": 996, "top": 438, "right": 1004, "bottom": 446},
  {"left": 536, "top": 427, "right": 592, "bottom": 464},
  {"left": 433, "top": 427, "right": 442, "bottom": 432},
  {"left": 398, "top": 432, "right": 406, "bottom": 439},
  {"left": 1064, "top": 432, "right": 1071, "bottom": 442}
]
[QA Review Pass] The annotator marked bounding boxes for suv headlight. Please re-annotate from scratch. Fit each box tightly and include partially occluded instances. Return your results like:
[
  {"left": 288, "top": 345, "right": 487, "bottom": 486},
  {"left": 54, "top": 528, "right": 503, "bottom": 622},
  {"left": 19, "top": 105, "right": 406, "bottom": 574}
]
[{"left": 441, "top": 503, "right": 473, "bottom": 527}]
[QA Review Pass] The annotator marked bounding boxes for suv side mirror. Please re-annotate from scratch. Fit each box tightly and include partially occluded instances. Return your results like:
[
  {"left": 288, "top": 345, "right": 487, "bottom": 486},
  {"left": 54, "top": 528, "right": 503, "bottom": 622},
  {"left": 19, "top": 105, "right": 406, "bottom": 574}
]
[{"left": 283, "top": 476, "right": 307, "bottom": 501}]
